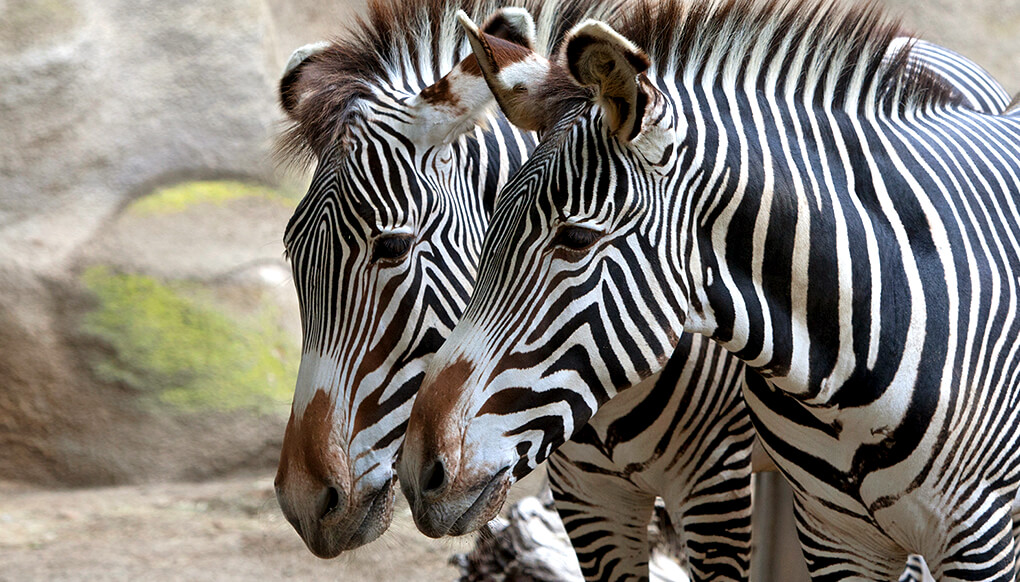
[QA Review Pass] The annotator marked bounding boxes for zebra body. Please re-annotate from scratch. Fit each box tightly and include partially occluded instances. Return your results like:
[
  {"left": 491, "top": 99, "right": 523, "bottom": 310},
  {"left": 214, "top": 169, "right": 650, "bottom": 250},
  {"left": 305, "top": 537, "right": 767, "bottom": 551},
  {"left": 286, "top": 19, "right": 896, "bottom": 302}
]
[
  {"left": 548, "top": 32, "right": 1010, "bottom": 582},
  {"left": 398, "top": 0, "right": 1020, "bottom": 580}
]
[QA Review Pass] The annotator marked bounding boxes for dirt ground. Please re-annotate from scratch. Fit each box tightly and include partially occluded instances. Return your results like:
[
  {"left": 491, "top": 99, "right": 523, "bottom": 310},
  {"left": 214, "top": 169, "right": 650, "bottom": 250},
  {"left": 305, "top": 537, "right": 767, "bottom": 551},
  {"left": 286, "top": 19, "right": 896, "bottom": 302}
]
[{"left": 0, "top": 474, "right": 542, "bottom": 582}]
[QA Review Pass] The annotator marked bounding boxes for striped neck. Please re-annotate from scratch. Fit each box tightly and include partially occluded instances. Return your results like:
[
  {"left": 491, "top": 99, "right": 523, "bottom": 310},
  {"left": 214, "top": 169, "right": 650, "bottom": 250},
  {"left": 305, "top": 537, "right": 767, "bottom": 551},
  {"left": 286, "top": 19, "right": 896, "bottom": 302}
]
[{"left": 675, "top": 79, "right": 1000, "bottom": 405}]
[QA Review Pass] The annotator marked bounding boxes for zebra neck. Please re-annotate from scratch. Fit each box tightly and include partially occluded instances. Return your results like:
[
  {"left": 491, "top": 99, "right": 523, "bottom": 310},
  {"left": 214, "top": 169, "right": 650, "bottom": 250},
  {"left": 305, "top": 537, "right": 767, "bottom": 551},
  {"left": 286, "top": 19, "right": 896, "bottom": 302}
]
[
  {"left": 477, "top": 114, "right": 536, "bottom": 215},
  {"left": 680, "top": 96, "right": 998, "bottom": 407}
]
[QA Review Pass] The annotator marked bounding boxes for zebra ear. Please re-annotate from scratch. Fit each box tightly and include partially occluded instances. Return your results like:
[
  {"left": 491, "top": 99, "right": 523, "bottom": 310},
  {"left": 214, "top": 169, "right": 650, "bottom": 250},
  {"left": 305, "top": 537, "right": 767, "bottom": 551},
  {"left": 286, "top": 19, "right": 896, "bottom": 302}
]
[
  {"left": 407, "top": 9, "right": 540, "bottom": 145},
  {"left": 279, "top": 41, "right": 331, "bottom": 120},
  {"left": 564, "top": 20, "right": 651, "bottom": 142},
  {"left": 409, "top": 54, "right": 498, "bottom": 145},
  {"left": 458, "top": 10, "right": 553, "bottom": 132}
]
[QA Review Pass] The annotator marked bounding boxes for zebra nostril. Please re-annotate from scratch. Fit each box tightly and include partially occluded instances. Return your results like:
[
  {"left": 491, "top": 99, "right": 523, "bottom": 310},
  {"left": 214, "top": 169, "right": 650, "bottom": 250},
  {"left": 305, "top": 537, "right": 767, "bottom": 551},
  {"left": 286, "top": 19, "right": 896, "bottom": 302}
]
[
  {"left": 421, "top": 459, "right": 447, "bottom": 495},
  {"left": 320, "top": 486, "right": 341, "bottom": 519}
]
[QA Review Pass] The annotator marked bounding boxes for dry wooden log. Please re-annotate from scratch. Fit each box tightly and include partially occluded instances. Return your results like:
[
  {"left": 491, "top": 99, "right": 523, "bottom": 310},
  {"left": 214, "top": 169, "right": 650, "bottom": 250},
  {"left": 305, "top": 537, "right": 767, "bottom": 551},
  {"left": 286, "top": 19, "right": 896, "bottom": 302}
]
[{"left": 450, "top": 490, "right": 690, "bottom": 582}]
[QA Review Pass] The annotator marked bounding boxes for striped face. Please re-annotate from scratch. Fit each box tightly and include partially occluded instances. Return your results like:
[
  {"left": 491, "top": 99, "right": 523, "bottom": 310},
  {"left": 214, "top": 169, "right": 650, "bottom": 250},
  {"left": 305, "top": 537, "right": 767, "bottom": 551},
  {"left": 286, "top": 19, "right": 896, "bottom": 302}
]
[
  {"left": 274, "top": 89, "right": 516, "bottom": 556},
  {"left": 398, "top": 98, "right": 692, "bottom": 536}
]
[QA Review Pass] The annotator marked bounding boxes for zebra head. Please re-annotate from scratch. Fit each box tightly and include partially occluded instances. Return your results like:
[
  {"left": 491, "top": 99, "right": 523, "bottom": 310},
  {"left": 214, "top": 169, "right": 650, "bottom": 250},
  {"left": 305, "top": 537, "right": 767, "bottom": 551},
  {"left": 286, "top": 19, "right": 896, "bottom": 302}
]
[
  {"left": 272, "top": 9, "right": 540, "bottom": 557},
  {"left": 399, "top": 17, "right": 690, "bottom": 538}
]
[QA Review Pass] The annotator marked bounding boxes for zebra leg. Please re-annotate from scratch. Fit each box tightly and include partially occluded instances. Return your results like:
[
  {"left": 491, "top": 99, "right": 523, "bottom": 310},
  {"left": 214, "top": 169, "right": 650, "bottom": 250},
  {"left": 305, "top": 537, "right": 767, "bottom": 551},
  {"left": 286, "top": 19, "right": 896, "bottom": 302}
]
[
  {"left": 547, "top": 452, "right": 658, "bottom": 582},
  {"left": 674, "top": 463, "right": 752, "bottom": 580},
  {"left": 898, "top": 555, "right": 935, "bottom": 582},
  {"left": 928, "top": 500, "right": 1017, "bottom": 582},
  {"left": 790, "top": 492, "right": 908, "bottom": 581}
]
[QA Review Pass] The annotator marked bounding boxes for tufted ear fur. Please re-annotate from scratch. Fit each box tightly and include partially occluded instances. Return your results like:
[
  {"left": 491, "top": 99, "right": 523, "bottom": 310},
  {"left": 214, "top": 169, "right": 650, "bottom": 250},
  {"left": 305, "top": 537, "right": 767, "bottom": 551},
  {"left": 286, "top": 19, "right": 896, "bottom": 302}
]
[
  {"left": 407, "top": 8, "right": 543, "bottom": 145},
  {"left": 458, "top": 9, "right": 554, "bottom": 133},
  {"left": 279, "top": 41, "right": 331, "bottom": 119},
  {"left": 477, "top": 7, "right": 536, "bottom": 51},
  {"left": 563, "top": 20, "right": 651, "bottom": 142}
]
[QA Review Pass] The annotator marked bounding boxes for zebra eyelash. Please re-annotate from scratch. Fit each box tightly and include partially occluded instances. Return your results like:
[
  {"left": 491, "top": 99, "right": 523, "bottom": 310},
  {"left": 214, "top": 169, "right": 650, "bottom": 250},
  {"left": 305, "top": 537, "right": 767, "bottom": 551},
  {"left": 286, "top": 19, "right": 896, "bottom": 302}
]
[
  {"left": 551, "top": 224, "right": 605, "bottom": 252},
  {"left": 371, "top": 233, "right": 415, "bottom": 264}
]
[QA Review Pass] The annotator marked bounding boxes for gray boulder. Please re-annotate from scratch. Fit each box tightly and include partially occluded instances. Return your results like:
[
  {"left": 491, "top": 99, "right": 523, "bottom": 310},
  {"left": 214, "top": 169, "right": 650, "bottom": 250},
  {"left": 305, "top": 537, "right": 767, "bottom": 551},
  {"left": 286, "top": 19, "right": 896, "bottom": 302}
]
[{"left": 0, "top": 0, "right": 358, "bottom": 486}]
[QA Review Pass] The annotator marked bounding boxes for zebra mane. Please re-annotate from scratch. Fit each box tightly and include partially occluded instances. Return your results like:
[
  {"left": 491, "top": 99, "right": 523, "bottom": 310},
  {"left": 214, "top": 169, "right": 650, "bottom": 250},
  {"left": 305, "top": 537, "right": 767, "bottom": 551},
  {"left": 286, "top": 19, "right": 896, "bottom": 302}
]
[
  {"left": 531, "top": 0, "right": 966, "bottom": 127},
  {"left": 276, "top": 0, "right": 625, "bottom": 168},
  {"left": 615, "top": 0, "right": 962, "bottom": 114}
]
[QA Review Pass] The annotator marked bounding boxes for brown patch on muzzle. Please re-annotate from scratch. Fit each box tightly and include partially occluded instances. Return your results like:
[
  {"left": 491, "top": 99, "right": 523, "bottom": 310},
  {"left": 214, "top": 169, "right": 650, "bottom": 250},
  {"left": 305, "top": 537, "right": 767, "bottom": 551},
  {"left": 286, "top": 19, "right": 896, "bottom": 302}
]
[
  {"left": 277, "top": 389, "right": 346, "bottom": 488},
  {"left": 408, "top": 357, "right": 476, "bottom": 461}
]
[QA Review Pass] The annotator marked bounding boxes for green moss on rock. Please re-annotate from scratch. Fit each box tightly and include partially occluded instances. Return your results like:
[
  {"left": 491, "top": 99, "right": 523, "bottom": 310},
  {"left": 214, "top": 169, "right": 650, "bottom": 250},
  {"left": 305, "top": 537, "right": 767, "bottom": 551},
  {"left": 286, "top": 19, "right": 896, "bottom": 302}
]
[
  {"left": 129, "top": 180, "right": 296, "bottom": 216},
  {"left": 80, "top": 266, "right": 296, "bottom": 414}
]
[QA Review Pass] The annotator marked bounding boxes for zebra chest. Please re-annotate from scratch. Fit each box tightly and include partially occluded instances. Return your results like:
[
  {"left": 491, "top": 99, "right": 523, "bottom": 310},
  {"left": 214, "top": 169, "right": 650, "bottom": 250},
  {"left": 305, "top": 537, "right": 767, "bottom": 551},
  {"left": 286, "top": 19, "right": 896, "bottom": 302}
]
[
  {"left": 744, "top": 371, "right": 936, "bottom": 493},
  {"left": 559, "top": 368, "right": 750, "bottom": 502}
]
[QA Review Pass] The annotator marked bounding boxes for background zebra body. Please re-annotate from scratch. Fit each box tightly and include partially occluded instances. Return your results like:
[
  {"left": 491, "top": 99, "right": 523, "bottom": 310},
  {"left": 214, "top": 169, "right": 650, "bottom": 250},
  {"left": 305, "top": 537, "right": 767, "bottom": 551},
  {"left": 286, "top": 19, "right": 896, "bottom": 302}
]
[
  {"left": 549, "top": 333, "right": 752, "bottom": 580},
  {"left": 398, "top": 0, "right": 1020, "bottom": 580}
]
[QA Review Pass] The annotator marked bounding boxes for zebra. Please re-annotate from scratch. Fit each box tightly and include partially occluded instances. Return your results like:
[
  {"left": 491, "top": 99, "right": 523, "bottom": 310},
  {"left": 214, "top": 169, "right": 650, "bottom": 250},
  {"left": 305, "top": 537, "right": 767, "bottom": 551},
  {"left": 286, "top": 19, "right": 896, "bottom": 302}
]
[
  {"left": 272, "top": 0, "right": 1009, "bottom": 576},
  {"left": 273, "top": 0, "right": 1009, "bottom": 574},
  {"left": 549, "top": 26, "right": 1009, "bottom": 582},
  {"left": 396, "top": 0, "right": 1020, "bottom": 580}
]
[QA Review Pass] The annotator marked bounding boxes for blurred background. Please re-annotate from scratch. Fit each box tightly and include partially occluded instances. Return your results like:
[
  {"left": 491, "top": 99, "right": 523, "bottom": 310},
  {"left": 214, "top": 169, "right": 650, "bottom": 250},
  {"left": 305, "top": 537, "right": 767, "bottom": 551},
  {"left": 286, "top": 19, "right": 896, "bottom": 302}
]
[{"left": 0, "top": 0, "right": 1016, "bottom": 580}]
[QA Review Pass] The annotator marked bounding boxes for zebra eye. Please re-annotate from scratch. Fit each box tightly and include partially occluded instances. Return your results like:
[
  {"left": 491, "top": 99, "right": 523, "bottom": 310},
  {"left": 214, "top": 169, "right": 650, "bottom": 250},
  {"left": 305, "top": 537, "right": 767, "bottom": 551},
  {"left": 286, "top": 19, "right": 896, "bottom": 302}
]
[
  {"left": 551, "top": 225, "right": 603, "bottom": 252},
  {"left": 371, "top": 234, "right": 414, "bottom": 263}
]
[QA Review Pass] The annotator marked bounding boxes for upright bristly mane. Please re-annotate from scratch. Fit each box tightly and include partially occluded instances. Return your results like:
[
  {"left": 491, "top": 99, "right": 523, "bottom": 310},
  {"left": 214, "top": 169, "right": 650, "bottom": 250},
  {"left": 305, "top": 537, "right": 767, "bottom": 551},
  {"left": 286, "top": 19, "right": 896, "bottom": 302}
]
[
  {"left": 276, "top": 0, "right": 627, "bottom": 167},
  {"left": 613, "top": 0, "right": 962, "bottom": 114}
]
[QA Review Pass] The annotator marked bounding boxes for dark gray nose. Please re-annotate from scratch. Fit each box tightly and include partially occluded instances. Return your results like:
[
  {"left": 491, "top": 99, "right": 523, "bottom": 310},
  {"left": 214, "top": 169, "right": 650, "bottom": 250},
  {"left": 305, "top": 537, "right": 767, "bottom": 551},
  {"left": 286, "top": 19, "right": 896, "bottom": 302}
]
[
  {"left": 420, "top": 458, "right": 448, "bottom": 497},
  {"left": 276, "top": 481, "right": 348, "bottom": 535}
]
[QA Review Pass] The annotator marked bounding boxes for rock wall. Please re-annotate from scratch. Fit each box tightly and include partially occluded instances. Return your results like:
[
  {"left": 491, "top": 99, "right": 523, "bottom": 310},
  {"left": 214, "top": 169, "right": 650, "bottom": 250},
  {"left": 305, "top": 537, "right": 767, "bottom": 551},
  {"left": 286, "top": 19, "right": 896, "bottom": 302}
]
[
  {"left": 0, "top": 0, "right": 358, "bottom": 486},
  {"left": 0, "top": 179, "right": 305, "bottom": 486}
]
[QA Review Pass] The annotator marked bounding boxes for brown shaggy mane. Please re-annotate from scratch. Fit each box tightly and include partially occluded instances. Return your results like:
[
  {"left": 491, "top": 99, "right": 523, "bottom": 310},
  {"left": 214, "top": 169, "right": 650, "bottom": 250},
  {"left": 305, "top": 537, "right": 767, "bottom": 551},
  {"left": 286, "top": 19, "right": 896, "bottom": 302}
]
[{"left": 277, "top": 0, "right": 963, "bottom": 169}]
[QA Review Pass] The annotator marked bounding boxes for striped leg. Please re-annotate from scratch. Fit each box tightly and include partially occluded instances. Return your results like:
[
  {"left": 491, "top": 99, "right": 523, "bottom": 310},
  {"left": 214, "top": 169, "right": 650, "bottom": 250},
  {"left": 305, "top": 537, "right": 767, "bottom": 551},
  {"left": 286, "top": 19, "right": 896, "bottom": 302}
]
[
  {"left": 791, "top": 493, "right": 908, "bottom": 582},
  {"left": 676, "top": 470, "right": 752, "bottom": 581},
  {"left": 929, "top": 500, "right": 1017, "bottom": 582},
  {"left": 548, "top": 453, "right": 658, "bottom": 582},
  {"left": 548, "top": 425, "right": 752, "bottom": 581}
]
